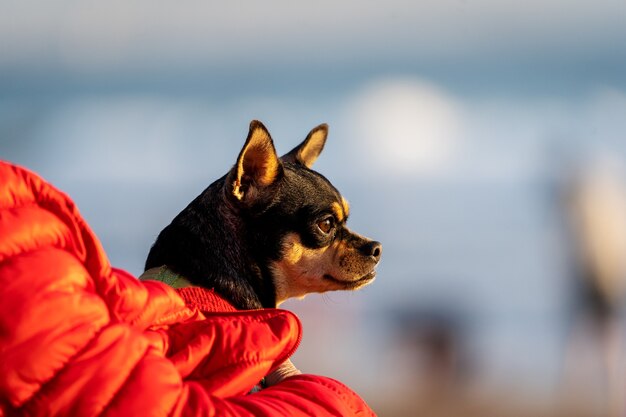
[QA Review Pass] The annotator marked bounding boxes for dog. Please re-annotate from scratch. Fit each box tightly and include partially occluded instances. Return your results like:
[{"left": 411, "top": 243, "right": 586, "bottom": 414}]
[{"left": 145, "top": 120, "right": 382, "bottom": 310}]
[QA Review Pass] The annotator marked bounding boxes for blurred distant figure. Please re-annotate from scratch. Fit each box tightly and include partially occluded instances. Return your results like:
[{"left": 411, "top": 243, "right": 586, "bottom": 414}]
[
  {"left": 385, "top": 308, "right": 467, "bottom": 407},
  {"left": 562, "top": 157, "right": 626, "bottom": 417}
]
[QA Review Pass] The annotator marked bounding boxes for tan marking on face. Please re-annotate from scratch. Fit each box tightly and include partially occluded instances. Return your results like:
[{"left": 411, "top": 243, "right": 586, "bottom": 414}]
[
  {"left": 270, "top": 232, "right": 377, "bottom": 305},
  {"left": 341, "top": 197, "right": 350, "bottom": 218},
  {"left": 331, "top": 202, "right": 345, "bottom": 222}
]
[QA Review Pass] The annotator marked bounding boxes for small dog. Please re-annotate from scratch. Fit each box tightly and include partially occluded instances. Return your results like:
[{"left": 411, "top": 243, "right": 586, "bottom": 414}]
[{"left": 145, "top": 120, "right": 382, "bottom": 310}]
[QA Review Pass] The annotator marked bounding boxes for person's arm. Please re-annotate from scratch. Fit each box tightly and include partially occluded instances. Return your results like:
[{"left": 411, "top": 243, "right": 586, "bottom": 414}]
[{"left": 0, "top": 161, "right": 375, "bottom": 417}]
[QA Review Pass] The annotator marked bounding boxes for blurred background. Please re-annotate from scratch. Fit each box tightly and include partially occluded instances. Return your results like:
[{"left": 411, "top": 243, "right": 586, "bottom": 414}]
[{"left": 1, "top": 1, "right": 626, "bottom": 416}]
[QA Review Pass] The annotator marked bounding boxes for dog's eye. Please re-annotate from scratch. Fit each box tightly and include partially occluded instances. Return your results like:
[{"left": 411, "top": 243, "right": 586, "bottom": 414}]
[{"left": 317, "top": 217, "right": 335, "bottom": 234}]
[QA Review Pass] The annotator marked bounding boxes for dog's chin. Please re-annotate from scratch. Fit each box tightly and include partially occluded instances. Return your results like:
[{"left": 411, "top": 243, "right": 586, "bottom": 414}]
[{"left": 323, "top": 271, "right": 377, "bottom": 290}]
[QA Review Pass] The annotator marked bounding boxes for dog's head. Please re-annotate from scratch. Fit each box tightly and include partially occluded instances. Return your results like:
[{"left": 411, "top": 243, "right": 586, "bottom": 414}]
[{"left": 226, "top": 120, "right": 382, "bottom": 305}]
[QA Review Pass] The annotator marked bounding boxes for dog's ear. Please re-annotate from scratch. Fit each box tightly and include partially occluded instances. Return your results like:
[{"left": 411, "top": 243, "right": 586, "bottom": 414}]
[
  {"left": 229, "top": 120, "right": 282, "bottom": 202},
  {"left": 282, "top": 124, "right": 328, "bottom": 168}
]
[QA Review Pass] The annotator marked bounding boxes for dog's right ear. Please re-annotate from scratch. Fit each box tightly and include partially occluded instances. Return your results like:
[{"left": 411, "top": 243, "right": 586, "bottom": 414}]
[
  {"left": 282, "top": 124, "right": 328, "bottom": 168},
  {"left": 228, "top": 120, "right": 282, "bottom": 203}
]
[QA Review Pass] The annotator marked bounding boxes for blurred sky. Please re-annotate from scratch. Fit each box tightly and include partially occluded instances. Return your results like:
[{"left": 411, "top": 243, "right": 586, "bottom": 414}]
[
  {"left": 1, "top": 0, "right": 626, "bottom": 408},
  {"left": 2, "top": 1, "right": 626, "bottom": 96}
]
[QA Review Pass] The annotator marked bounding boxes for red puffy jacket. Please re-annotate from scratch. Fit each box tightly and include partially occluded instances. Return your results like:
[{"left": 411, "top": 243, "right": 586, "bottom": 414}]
[{"left": 0, "top": 161, "right": 375, "bottom": 417}]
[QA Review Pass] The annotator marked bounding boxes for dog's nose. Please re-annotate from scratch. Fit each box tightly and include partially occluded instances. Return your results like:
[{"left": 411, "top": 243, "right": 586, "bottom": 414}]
[{"left": 361, "top": 241, "right": 382, "bottom": 262}]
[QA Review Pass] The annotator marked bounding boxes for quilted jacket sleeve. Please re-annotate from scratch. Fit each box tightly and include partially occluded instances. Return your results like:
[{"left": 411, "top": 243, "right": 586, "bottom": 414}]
[{"left": 0, "top": 161, "right": 375, "bottom": 417}]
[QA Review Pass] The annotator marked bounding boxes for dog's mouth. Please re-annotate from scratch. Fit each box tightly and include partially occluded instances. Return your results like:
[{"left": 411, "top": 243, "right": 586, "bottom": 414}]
[{"left": 323, "top": 271, "right": 376, "bottom": 289}]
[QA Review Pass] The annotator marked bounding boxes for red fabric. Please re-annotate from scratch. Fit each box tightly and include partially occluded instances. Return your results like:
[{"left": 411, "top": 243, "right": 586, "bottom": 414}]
[
  {"left": 176, "top": 287, "right": 238, "bottom": 313},
  {"left": 0, "top": 161, "right": 376, "bottom": 417}
]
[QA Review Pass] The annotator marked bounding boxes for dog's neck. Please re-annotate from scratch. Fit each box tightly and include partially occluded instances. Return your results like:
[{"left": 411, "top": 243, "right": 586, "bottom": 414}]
[
  {"left": 139, "top": 266, "right": 240, "bottom": 313},
  {"left": 145, "top": 180, "right": 278, "bottom": 310}
]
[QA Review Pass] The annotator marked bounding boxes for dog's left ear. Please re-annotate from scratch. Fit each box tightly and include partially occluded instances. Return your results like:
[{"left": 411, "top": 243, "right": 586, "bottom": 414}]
[
  {"left": 229, "top": 120, "right": 282, "bottom": 202},
  {"left": 282, "top": 124, "right": 328, "bottom": 168}
]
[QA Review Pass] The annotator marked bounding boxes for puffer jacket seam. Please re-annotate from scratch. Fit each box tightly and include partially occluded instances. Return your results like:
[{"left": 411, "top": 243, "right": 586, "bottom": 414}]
[
  {"left": 189, "top": 357, "right": 274, "bottom": 379},
  {"left": 0, "top": 201, "right": 38, "bottom": 211},
  {"left": 0, "top": 227, "right": 74, "bottom": 266},
  {"left": 276, "top": 393, "right": 319, "bottom": 416},
  {"left": 96, "top": 349, "right": 150, "bottom": 417},
  {"left": 129, "top": 300, "right": 190, "bottom": 328},
  {"left": 14, "top": 320, "right": 109, "bottom": 414},
  {"left": 294, "top": 377, "right": 363, "bottom": 416}
]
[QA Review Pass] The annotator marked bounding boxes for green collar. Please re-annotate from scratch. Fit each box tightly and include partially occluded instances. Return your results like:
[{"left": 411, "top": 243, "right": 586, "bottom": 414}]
[{"left": 139, "top": 266, "right": 193, "bottom": 289}]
